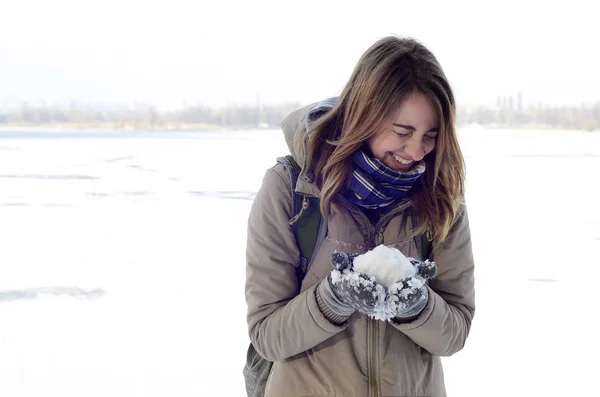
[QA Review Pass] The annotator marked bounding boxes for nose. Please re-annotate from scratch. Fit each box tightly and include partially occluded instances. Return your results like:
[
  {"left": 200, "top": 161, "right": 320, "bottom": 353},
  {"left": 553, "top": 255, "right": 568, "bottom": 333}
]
[{"left": 403, "top": 137, "right": 426, "bottom": 161}]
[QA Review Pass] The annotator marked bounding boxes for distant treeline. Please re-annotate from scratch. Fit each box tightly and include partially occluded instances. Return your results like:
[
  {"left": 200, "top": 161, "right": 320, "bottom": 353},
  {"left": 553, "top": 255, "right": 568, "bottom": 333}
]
[
  {"left": 1, "top": 100, "right": 600, "bottom": 131},
  {"left": 0, "top": 102, "right": 304, "bottom": 130},
  {"left": 459, "top": 101, "right": 600, "bottom": 131}
]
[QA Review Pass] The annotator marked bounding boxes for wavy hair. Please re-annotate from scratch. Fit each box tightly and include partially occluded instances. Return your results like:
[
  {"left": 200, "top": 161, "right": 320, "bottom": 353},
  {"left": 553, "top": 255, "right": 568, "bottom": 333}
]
[{"left": 306, "top": 36, "right": 465, "bottom": 243}]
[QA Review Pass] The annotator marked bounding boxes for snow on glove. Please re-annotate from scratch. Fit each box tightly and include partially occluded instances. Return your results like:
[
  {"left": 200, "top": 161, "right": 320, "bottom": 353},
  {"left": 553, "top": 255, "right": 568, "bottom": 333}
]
[
  {"left": 387, "top": 259, "right": 437, "bottom": 320},
  {"left": 329, "top": 251, "right": 390, "bottom": 321},
  {"left": 410, "top": 258, "right": 437, "bottom": 279}
]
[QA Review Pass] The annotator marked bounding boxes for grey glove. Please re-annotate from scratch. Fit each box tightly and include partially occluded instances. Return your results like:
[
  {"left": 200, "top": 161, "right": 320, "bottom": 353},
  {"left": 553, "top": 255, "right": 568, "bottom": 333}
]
[
  {"left": 326, "top": 251, "right": 389, "bottom": 321},
  {"left": 387, "top": 259, "right": 437, "bottom": 320}
]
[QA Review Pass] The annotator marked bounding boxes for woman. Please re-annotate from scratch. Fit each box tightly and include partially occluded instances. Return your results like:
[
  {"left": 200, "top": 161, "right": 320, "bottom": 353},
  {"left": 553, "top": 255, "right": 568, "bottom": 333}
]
[{"left": 245, "top": 36, "right": 475, "bottom": 397}]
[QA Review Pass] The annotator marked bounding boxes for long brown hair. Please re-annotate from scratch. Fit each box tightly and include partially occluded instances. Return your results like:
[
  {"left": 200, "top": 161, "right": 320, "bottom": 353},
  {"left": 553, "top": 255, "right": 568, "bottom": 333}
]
[{"left": 305, "top": 36, "right": 465, "bottom": 243}]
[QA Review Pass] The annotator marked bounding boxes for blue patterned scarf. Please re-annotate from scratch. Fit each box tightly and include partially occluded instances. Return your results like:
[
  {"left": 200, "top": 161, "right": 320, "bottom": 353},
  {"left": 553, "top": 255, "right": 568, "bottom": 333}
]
[{"left": 344, "top": 150, "right": 426, "bottom": 209}]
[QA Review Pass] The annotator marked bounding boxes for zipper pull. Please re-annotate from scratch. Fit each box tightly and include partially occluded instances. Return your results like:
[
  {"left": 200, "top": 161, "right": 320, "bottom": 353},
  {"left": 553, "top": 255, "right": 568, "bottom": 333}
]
[
  {"left": 289, "top": 196, "right": 310, "bottom": 225},
  {"left": 373, "top": 230, "right": 384, "bottom": 246},
  {"left": 368, "top": 229, "right": 384, "bottom": 247}
]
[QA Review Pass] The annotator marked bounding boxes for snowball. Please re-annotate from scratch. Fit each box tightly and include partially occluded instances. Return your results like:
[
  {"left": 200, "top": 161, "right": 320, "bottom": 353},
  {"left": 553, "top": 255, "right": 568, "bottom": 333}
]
[{"left": 353, "top": 245, "right": 416, "bottom": 288}]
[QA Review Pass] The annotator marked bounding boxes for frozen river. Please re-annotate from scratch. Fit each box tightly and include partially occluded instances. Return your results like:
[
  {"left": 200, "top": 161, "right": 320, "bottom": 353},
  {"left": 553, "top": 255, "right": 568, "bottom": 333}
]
[{"left": 1, "top": 126, "right": 599, "bottom": 396}]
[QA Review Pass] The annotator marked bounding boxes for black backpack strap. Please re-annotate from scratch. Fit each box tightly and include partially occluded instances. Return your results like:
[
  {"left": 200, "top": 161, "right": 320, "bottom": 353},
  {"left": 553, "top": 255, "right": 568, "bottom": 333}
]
[
  {"left": 421, "top": 235, "right": 432, "bottom": 260},
  {"left": 410, "top": 210, "right": 433, "bottom": 260},
  {"left": 276, "top": 155, "right": 322, "bottom": 281}
]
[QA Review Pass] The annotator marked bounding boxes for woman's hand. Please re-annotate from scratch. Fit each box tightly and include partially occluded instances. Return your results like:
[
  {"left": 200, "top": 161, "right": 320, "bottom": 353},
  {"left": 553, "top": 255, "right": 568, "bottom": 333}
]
[
  {"left": 328, "top": 251, "right": 390, "bottom": 320},
  {"left": 387, "top": 259, "right": 437, "bottom": 320},
  {"left": 325, "top": 251, "right": 438, "bottom": 321}
]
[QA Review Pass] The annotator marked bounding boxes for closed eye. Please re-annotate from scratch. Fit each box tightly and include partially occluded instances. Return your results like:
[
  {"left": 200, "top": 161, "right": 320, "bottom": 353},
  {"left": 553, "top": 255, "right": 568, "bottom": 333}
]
[{"left": 392, "top": 129, "right": 412, "bottom": 137}]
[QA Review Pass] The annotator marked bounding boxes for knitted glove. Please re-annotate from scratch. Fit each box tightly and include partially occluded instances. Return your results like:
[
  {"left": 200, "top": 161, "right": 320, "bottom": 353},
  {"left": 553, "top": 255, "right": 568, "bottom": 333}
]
[
  {"left": 326, "top": 251, "right": 390, "bottom": 321},
  {"left": 387, "top": 258, "right": 437, "bottom": 320}
]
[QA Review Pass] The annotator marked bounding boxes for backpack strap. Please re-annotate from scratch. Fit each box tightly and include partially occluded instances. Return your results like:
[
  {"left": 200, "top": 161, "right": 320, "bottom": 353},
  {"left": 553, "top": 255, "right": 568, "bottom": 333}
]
[
  {"left": 276, "top": 155, "right": 322, "bottom": 281},
  {"left": 411, "top": 211, "right": 433, "bottom": 260},
  {"left": 420, "top": 235, "right": 432, "bottom": 260}
]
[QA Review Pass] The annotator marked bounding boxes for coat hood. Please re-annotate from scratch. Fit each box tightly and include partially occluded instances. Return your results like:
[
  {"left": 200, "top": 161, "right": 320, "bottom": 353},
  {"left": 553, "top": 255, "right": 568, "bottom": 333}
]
[
  {"left": 280, "top": 97, "right": 337, "bottom": 169},
  {"left": 279, "top": 97, "right": 337, "bottom": 196}
]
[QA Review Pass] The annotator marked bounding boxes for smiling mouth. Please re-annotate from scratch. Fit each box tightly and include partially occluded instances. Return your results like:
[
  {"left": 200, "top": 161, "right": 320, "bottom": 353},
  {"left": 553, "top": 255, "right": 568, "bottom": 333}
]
[{"left": 392, "top": 153, "right": 414, "bottom": 166}]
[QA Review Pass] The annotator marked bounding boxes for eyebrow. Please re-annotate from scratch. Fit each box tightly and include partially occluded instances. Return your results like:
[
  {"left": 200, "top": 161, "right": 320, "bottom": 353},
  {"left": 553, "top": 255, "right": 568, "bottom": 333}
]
[{"left": 392, "top": 123, "right": 439, "bottom": 134}]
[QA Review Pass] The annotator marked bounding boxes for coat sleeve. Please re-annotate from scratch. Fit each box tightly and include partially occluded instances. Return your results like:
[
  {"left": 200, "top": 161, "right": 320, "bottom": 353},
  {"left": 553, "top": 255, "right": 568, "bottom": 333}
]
[
  {"left": 390, "top": 204, "right": 475, "bottom": 356},
  {"left": 245, "top": 164, "right": 348, "bottom": 362}
]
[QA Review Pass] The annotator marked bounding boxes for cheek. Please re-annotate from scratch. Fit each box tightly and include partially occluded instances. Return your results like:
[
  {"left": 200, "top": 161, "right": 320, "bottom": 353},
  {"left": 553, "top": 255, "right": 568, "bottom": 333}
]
[
  {"left": 369, "top": 133, "right": 396, "bottom": 156},
  {"left": 424, "top": 139, "right": 436, "bottom": 154}
]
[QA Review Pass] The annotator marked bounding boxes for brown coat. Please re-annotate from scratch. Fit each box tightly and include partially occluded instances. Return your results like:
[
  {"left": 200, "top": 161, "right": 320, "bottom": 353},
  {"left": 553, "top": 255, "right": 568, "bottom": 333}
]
[{"left": 245, "top": 104, "right": 475, "bottom": 397}]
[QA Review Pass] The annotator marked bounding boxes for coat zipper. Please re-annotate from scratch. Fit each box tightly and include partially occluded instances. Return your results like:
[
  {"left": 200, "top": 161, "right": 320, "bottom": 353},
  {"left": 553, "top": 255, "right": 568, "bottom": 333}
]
[
  {"left": 374, "top": 200, "right": 412, "bottom": 236},
  {"left": 338, "top": 200, "right": 378, "bottom": 396},
  {"left": 339, "top": 198, "right": 411, "bottom": 397},
  {"left": 370, "top": 318, "right": 379, "bottom": 397},
  {"left": 339, "top": 197, "right": 411, "bottom": 248}
]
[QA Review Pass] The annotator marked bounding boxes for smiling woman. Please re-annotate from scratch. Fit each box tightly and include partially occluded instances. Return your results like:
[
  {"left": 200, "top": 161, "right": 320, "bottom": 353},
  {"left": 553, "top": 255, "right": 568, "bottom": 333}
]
[{"left": 244, "top": 36, "right": 475, "bottom": 397}]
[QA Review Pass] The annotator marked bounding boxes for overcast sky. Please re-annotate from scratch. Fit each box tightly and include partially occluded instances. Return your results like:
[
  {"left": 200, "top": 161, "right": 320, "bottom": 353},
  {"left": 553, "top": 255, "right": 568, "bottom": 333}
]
[{"left": 1, "top": 0, "right": 598, "bottom": 109}]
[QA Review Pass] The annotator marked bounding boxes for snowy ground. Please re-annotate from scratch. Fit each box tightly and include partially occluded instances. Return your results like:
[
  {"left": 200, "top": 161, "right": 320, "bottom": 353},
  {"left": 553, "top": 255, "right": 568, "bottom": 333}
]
[{"left": 0, "top": 127, "right": 599, "bottom": 396}]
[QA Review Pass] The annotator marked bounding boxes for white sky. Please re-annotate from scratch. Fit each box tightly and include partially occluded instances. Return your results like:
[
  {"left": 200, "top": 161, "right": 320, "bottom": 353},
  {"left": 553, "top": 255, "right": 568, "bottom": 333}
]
[{"left": 0, "top": 0, "right": 599, "bottom": 108}]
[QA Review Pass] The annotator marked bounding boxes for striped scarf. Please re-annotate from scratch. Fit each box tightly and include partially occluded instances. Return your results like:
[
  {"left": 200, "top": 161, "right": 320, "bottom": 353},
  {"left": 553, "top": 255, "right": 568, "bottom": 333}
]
[{"left": 344, "top": 150, "right": 426, "bottom": 209}]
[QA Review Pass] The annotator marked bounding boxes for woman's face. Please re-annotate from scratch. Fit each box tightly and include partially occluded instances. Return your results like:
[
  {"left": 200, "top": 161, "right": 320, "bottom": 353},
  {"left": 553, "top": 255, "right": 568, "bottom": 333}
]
[{"left": 366, "top": 91, "right": 439, "bottom": 172}]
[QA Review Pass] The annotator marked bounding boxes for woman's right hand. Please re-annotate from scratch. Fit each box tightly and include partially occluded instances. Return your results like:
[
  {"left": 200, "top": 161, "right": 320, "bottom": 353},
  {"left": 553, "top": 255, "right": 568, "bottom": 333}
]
[{"left": 328, "top": 251, "right": 390, "bottom": 320}]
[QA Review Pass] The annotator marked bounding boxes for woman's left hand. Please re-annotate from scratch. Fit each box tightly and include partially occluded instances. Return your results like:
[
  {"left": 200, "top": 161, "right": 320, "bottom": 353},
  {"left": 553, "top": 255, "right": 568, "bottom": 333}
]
[{"left": 386, "top": 259, "right": 437, "bottom": 320}]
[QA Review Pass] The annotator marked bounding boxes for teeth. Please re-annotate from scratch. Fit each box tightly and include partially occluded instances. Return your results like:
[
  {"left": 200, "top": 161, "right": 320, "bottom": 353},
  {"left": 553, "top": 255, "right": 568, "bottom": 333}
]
[{"left": 393, "top": 154, "right": 413, "bottom": 165}]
